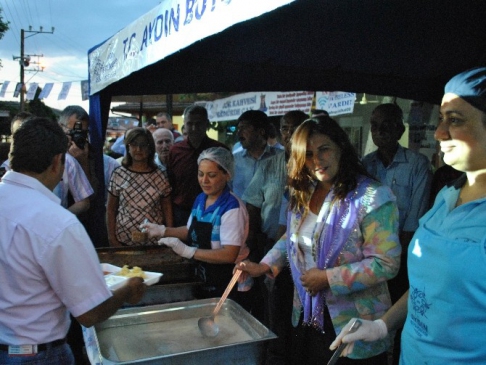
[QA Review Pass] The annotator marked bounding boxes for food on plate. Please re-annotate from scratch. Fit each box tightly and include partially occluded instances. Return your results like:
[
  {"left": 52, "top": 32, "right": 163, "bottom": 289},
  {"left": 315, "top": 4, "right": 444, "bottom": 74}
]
[{"left": 116, "top": 265, "right": 147, "bottom": 279}]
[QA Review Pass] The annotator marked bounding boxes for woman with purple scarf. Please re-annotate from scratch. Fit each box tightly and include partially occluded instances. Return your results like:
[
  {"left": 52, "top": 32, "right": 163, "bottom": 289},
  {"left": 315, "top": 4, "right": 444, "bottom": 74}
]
[{"left": 238, "top": 116, "right": 400, "bottom": 365}]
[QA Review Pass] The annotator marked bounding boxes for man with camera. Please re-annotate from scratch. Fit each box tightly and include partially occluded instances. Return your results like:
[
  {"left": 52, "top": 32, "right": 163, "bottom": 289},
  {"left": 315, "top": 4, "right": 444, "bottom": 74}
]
[
  {"left": 2, "top": 112, "right": 93, "bottom": 216},
  {"left": 59, "top": 106, "right": 94, "bottom": 184},
  {"left": 58, "top": 105, "right": 109, "bottom": 363},
  {"left": 58, "top": 105, "right": 111, "bottom": 244}
]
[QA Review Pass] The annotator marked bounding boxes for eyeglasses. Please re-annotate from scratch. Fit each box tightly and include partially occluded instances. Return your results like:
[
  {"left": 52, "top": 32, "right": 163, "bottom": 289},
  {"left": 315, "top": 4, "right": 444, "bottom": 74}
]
[
  {"left": 60, "top": 124, "right": 71, "bottom": 135},
  {"left": 60, "top": 123, "right": 88, "bottom": 136},
  {"left": 128, "top": 143, "right": 149, "bottom": 150}
]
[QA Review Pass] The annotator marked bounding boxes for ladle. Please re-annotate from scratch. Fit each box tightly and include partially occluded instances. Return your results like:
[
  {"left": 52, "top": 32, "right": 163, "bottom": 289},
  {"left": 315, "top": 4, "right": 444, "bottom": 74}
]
[{"left": 198, "top": 269, "right": 242, "bottom": 337}]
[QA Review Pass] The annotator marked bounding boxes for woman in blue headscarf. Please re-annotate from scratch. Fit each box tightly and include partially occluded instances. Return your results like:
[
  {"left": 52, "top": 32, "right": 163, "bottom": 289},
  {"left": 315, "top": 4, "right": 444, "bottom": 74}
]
[{"left": 332, "top": 67, "right": 486, "bottom": 364}]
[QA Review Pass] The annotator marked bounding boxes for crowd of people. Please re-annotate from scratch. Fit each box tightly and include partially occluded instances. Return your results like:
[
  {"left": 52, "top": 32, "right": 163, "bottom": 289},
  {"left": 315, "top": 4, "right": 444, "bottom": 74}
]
[{"left": 1, "top": 66, "right": 486, "bottom": 365}]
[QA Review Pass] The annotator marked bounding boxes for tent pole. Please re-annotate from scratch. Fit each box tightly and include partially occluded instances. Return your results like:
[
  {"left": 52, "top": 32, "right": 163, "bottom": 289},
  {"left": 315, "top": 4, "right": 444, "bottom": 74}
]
[
  {"left": 138, "top": 96, "right": 143, "bottom": 126},
  {"left": 166, "top": 94, "right": 173, "bottom": 117}
]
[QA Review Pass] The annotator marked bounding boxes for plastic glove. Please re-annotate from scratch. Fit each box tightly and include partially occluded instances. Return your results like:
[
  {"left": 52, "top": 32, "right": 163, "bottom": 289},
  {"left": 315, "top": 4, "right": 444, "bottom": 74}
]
[
  {"left": 158, "top": 237, "right": 196, "bottom": 259},
  {"left": 140, "top": 222, "right": 166, "bottom": 239},
  {"left": 329, "top": 318, "right": 387, "bottom": 357}
]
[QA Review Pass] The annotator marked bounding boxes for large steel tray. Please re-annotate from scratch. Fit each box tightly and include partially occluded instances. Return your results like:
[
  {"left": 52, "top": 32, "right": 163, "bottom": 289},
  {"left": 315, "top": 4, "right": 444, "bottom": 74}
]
[{"left": 83, "top": 298, "right": 276, "bottom": 365}]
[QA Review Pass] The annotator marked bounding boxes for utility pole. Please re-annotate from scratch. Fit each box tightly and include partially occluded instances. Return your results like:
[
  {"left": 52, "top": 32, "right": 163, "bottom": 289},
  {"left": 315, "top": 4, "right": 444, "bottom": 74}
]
[
  {"left": 20, "top": 28, "right": 25, "bottom": 110},
  {"left": 14, "top": 26, "right": 54, "bottom": 111}
]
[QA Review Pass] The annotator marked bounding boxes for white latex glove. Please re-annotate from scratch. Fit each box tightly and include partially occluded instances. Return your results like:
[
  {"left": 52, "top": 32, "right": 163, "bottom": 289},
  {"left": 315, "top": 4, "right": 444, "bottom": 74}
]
[
  {"left": 158, "top": 237, "right": 196, "bottom": 259},
  {"left": 329, "top": 318, "right": 387, "bottom": 357},
  {"left": 140, "top": 222, "right": 166, "bottom": 239}
]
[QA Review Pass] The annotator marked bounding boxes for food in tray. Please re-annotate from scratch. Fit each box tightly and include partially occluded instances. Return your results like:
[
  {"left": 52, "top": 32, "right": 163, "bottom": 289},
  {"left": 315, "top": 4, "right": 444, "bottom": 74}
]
[
  {"left": 116, "top": 265, "right": 147, "bottom": 279},
  {"left": 131, "top": 230, "right": 148, "bottom": 243}
]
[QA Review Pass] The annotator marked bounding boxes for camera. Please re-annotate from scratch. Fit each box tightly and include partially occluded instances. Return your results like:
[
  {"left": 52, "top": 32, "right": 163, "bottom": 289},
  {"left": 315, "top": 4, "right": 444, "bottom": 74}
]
[{"left": 69, "top": 121, "right": 88, "bottom": 150}]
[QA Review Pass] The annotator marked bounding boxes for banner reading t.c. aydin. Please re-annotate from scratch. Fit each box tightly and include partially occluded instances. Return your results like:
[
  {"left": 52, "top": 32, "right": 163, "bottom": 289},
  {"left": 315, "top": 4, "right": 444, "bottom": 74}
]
[{"left": 88, "top": 0, "right": 295, "bottom": 95}]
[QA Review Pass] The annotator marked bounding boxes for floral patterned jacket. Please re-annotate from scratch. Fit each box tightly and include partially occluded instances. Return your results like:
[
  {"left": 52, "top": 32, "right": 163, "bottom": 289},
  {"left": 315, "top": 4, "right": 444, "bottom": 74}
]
[{"left": 261, "top": 176, "right": 401, "bottom": 359}]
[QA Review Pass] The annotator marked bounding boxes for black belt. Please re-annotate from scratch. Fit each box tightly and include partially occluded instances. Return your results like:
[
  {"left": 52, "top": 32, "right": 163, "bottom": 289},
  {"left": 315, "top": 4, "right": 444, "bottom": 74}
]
[{"left": 0, "top": 338, "right": 66, "bottom": 352}]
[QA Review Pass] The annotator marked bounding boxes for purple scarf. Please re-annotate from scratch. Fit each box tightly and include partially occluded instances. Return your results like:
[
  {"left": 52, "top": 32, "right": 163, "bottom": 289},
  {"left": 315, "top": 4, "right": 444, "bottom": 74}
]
[{"left": 287, "top": 179, "right": 364, "bottom": 331}]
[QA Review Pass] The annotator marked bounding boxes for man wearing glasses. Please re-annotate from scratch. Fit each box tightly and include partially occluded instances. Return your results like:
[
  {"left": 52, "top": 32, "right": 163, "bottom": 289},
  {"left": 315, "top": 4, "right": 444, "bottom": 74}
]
[
  {"left": 58, "top": 105, "right": 108, "bottom": 363},
  {"left": 2, "top": 112, "right": 93, "bottom": 218}
]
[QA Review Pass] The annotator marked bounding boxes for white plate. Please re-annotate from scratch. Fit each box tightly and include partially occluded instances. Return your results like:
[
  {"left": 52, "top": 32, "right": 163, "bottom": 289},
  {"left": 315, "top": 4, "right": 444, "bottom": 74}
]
[
  {"left": 101, "top": 263, "right": 163, "bottom": 290},
  {"left": 104, "top": 275, "right": 128, "bottom": 290}
]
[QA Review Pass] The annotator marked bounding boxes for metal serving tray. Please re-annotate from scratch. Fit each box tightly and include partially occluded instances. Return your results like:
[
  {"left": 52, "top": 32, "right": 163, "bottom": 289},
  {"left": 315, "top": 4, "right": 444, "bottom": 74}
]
[{"left": 84, "top": 298, "right": 276, "bottom": 365}]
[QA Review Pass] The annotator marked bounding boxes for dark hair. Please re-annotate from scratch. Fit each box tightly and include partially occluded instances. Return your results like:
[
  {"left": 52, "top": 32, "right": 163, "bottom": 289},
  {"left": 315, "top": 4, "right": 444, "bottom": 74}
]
[
  {"left": 372, "top": 103, "right": 405, "bottom": 137},
  {"left": 288, "top": 116, "right": 372, "bottom": 213},
  {"left": 311, "top": 109, "right": 329, "bottom": 117},
  {"left": 183, "top": 105, "right": 208, "bottom": 121},
  {"left": 59, "top": 105, "right": 89, "bottom": 126},
  {"left": 11, "top": 111, "right": 34, "bottom": 128},
  {"left": 281, "top": 110, "right": 309, "bottom": 126},
  {"left": 10, "top": 117, "right": 68, "bottom": 173},
  {"left": 156, "top": 112, "right": 172, "bottom": 121},
  {"left": 267, "top": 123, "right": 278, "bottom": 139},
  {"left": 238, "top": 110, "right": 269, "bottom": 138},
  {"left": 122, "top": 127, "right": 157, "bottom": 169}
]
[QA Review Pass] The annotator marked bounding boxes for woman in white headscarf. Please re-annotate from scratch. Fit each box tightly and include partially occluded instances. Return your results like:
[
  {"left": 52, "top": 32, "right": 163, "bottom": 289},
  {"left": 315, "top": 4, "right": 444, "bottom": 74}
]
[{"left": 142, "top": 147, "right": 252, "bottom": 302}]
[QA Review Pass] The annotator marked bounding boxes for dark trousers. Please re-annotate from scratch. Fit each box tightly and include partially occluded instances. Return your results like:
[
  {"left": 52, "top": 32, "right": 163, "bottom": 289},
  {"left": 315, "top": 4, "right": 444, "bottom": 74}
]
[
  {"left": 387, "top": 252, "right": 409, "bottom": 365},
  {"left": 0, "top": 343, "right": 74, "bottom": 364},
  {"left": 67, "top": 315, "right": 87, "bottom": 364},
  {"left": 265, "top": 266, "right": 294, "bottom": 365}
]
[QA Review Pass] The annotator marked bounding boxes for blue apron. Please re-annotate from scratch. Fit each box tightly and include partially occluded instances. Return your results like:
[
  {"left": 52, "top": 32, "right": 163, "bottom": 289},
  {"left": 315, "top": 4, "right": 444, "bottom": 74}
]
[{"left": 400, "top": 200, "right": 486, "bottom": 364}]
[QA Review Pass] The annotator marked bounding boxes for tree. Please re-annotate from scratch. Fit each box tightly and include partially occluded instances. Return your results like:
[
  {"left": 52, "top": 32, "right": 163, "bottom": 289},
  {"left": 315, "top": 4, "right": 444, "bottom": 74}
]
[
  {"left": 0, "top": 7, "right": 10, "bottom": 69},
  {"left": 0, "top": 87, "right": 57, "bottom": 139},
  {"left": 0, "top": 101, "right": 18, "bottom": 137}
]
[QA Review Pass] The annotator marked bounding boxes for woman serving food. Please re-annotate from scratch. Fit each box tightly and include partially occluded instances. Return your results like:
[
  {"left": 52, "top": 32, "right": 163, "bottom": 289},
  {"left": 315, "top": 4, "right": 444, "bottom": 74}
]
[{"left": 142, "top": 147, "right": 252, "bottom": 305}]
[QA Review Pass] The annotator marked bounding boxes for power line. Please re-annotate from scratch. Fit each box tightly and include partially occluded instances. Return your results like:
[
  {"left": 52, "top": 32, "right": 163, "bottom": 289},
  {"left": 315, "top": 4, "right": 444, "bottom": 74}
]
[
  {"left": 20, "top": 0, "right": 34, "bottom": 27},
  {"left": 2, "top": 1, "right": 20, "bottom": 44},
  {"left": 48, "top": 0, "right": 53, "bottom": 25}
]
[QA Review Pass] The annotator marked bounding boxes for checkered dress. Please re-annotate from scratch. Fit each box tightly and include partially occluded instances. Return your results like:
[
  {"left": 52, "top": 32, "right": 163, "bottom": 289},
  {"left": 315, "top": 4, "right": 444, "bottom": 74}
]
[{"left": 108, "top": 166, "right": 171, "bottom": 245}]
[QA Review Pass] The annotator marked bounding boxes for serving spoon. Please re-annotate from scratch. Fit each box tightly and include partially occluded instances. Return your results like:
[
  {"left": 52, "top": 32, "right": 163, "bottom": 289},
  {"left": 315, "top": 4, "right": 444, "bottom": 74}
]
[{"left": 198, "top": 269, "right": 242, "bottom": 337}]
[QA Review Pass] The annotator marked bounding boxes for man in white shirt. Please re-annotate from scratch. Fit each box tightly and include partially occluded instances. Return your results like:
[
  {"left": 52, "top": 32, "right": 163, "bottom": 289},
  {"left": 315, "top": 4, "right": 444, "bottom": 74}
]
[
  {"left": 0, "top": 117, "right": 145, "bottom": 365},
  {"left": 2, "top": 112, "right": 93, "bottom": 216}
]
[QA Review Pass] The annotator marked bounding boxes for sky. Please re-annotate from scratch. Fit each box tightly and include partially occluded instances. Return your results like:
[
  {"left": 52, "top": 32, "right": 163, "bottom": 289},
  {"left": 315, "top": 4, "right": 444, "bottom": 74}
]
[{"left": 0, "top": 0, "right": 160, "bottom": 112}]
